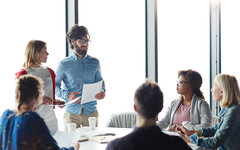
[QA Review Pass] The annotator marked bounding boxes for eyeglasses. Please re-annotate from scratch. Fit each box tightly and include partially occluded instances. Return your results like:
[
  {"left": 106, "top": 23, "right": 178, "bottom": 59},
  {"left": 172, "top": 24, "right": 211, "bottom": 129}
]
[
  {"left": 76, "top": 38, "right": 91, "bottom": 44},
  {"left": 177, "top": 81, "right": 190, "bottom": 86}
]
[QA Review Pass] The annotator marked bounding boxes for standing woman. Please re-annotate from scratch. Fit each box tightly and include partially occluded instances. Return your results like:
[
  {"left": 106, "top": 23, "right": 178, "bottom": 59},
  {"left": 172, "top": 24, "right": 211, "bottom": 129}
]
[
  {"left": 178, "top": 74, "right": 240, "bottom": 150},
  {"left": 157, "top": 69, "right": 212, "bottom": 131},
  {"left": 15, "top": 40, "right": 64, "bottom": 135}
]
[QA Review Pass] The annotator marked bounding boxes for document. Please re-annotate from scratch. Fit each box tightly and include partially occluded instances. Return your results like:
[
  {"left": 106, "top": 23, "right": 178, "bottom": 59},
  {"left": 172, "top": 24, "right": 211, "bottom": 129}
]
[
  {"left": 89, "top": 135, "right": 116, "bottom": 144},
  {"left": 81, "top": 80, "right": 103, "bottom": 104}
]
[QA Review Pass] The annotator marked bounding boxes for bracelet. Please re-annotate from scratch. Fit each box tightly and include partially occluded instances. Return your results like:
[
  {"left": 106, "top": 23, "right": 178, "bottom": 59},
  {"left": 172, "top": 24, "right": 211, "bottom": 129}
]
[{"left": 195, "top": 129, "right": 199, "bottom": 136}]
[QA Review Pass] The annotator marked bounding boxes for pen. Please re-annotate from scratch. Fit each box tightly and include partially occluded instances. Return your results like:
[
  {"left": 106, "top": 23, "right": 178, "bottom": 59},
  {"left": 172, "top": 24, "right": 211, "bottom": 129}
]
[{"left": 101, "top": 137, "right": 105, "bottom": 140}]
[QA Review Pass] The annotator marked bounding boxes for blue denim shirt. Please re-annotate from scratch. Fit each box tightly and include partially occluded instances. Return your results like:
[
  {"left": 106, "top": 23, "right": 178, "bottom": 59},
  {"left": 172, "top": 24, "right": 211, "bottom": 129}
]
[
  {"left": 190, "top": 104, "right": 240, "bottom": 150},
  {"left": 55, "top": 54, "right": 105, "bottom": 114}
]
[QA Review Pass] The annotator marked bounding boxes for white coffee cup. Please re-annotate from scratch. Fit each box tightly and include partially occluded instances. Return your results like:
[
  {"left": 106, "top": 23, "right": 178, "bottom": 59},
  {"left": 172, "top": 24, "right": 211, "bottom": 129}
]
[
  {"left": 68, "top": 123, "right": 77, "bottom": 133},
  {"left": 88, "top": 117, "right": 97, "bottom": 130}
]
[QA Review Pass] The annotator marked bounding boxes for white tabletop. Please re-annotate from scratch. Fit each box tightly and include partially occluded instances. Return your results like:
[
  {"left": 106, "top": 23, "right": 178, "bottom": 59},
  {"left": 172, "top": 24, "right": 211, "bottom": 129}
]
[
  {"left": 53, "top": 127, "right": 132, "bottom": 150},
  {"left": 54, "top": 127, "right": 204, "bottom": 150}
]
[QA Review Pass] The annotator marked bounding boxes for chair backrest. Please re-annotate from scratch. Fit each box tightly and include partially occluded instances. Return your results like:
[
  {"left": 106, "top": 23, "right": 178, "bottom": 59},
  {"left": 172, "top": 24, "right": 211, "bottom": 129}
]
[
  {"left": 106, "top": 112, "right": 137, "bottom": 128},
  {"left": 211, "top": 115, "right": 219, "bottom": 126}
]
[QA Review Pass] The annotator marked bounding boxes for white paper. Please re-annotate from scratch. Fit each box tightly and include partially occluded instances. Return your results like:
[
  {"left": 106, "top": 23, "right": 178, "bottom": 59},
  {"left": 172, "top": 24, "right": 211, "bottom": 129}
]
[
  {"left": 67, "top": 96, "right": 81, "bottom": 105},
  {"left": 81, "top": 80, "right": 103, "bottom": 104}
]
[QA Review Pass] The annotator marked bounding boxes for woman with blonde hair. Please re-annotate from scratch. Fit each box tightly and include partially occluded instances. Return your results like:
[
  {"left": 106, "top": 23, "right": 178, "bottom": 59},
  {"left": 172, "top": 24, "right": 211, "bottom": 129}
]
[
  {"left": 0, "top": 75, "right": 79, "bottom": 149},
  {"left": 15, "top": 40, "right": 64, "bottom": 135},
  {"left": 177, "top": 74, "right": 240, "bottom": 150}
]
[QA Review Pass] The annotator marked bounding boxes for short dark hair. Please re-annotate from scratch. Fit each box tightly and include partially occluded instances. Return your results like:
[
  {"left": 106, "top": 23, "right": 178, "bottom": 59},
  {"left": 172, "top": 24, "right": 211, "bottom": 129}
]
[
  {"left": 178, "top": 69, "right": 204, "bottom": 99},
  {"left": 134, "top": 80, "right": 163, "bottom": 119},
  {"left": 66, "top": 24, "right": 89, "bottom": 49}
]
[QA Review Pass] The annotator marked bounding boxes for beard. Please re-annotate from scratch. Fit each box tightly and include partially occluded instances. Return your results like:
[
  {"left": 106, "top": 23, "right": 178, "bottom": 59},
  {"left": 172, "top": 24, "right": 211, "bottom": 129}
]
[
  {"left": 76, "top": 48, "right": 87, "bottom": 56},
  {"left": 74, "top": 42, "right": 87, "bottom": 56}
]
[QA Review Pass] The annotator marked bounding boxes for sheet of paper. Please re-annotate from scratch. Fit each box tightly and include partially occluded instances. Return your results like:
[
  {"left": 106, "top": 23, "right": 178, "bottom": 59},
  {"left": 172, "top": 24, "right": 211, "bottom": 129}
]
[
  {"left": 81, "top": 80, "right": 103, "bottom": 104},
  {"left": 67, "top": 96, "right": 81, "bottom": 105},
  {"left": 47, "top": 97, "right": 80, "bottom": 106}
]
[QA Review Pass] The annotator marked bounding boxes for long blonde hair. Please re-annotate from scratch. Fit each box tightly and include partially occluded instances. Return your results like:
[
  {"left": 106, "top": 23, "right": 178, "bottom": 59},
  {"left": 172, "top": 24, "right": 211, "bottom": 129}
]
[
  {"left": 215, "top": 74, "right": 240, "bottom": 107},
  {"left": 23, "top": 40, "right": 46, "bottom": 69}
]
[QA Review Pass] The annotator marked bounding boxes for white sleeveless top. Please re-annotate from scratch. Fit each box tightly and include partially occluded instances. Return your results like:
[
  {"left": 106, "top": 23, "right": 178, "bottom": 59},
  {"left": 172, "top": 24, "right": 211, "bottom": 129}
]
[{"left": 25, "top": 66, "right": 58, "bottom": 135}]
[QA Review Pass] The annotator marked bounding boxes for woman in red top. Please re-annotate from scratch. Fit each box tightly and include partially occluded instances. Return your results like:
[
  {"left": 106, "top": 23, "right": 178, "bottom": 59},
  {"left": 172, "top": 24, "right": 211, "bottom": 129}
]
[{"left": 15, "top": 40, "right": 65, "bottom": 135}]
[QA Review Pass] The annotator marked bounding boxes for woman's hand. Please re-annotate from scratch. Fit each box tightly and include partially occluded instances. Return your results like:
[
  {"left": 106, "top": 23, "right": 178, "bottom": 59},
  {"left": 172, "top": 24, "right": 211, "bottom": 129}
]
[
  {"left": 176, "top": 126, "right": 195, "bottom": 136},
  {"left": 71, "top": 142, "right": 80, "bottom": 150},
  {"left": 168, "top": 125, "right": 177, "bottom": 132},
  {"left": 180, "top": 134, "right": 192, "bottom": 143},
  {"left": 42, "top": 96, "right": 53, "bottom": 105}
]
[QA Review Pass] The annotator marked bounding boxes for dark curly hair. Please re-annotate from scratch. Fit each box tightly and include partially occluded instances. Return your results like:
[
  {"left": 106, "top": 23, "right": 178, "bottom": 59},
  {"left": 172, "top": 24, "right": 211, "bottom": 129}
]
[
  {"left": 66, "top": 24, "right": 89, "bottom": 49},
  {"left": 178, "top": 69, "right": 205, "bottom": 99}
]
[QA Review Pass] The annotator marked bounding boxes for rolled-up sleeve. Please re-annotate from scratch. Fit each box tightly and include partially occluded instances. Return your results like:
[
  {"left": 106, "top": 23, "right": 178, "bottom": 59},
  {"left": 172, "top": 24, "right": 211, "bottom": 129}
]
[{"left": 55, "top": 62, "right": 70, "bottom": 101}]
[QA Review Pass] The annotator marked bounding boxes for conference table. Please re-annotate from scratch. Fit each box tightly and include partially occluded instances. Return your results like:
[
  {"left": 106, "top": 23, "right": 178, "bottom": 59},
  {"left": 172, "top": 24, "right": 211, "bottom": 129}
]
[{"left": 53, "top": 127, "right": 203, "bottom": 150}]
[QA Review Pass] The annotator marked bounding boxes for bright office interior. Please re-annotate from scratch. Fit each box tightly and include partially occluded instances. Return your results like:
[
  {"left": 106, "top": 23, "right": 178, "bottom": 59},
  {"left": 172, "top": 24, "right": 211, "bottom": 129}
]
[{"left": 0, "top": 0, "right": 240, "bottom": 131}]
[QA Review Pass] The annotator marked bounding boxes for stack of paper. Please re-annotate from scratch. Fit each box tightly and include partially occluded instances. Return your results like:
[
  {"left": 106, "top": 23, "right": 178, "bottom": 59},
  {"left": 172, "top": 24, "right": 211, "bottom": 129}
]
[{"left": 89, "top": 135, "right": 116, "bottom": 144}]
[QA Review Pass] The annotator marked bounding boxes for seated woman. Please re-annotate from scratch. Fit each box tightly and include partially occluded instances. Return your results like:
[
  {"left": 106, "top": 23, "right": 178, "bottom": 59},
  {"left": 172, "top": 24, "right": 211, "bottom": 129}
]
[
  {"left": 0, "top": 75, "right": 79, "bottom": 150},
  {"left": 177, "top": 74, "right": 240, "bottom": 150},
  {"left": 157, "top": 69, "right": 212, "bottom": 131}
]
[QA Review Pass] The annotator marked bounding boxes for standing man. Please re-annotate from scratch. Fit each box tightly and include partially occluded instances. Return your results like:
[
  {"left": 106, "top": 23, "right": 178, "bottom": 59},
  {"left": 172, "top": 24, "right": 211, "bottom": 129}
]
[{"left": 56, "top": 25, "right": 105, "bottom": 130}]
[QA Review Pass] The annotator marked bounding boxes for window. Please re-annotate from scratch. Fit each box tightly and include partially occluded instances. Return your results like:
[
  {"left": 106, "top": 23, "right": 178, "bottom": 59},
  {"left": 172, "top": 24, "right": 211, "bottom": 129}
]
[
  {"left": 78, "top": 0, "right": 145, "bottom": 126},
  {"left": 0, "top": 0, "right": 65, "bottom": 129},
  {"left": 157, "top": 0, "right": 210, "bottom": 119},
  {"left": 221, "top": 0, "right": 240, "bottom": 82}
]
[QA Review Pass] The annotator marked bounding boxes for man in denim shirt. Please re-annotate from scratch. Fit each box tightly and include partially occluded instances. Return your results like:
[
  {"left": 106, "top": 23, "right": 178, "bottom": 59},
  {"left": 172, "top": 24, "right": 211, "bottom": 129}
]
[{"left": 55, "top": 25, "right": 105, "bottom": 131}]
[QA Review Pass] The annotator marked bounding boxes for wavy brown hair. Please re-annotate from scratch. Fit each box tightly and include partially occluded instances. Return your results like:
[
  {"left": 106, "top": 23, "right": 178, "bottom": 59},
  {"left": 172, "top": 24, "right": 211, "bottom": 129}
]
[{"left": 15, "top": 75, "right": 43, "bottom": 110}]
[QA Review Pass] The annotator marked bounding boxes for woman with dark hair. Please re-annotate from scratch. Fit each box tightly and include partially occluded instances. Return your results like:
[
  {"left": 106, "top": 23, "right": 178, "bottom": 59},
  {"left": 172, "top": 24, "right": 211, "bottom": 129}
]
[
  {"left": 157, "top": 69, "right": 212, "bottom": 131},
  {"left": 177, "top": 74, "right": 240, "bottom": 150}
]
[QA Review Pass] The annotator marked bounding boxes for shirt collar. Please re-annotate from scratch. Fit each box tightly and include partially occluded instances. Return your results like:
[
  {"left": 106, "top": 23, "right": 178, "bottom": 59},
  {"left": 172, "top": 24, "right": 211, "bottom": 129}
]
[{"left": 72, "top": 52, "right": 88, "bottom": 60}]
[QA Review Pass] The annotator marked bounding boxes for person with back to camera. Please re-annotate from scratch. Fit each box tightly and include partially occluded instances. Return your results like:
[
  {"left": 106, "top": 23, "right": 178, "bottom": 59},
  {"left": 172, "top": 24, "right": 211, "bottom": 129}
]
[
  {"left": 106, "top": 80, "right": 192, "bottom": 150},
  {"left": 0, "top": 74, "right": 79, "bottom": 150},
  {"left": 176, "top": 74, "right": 240, "bottom": 150},
  {"left": 157, "top": 69, "right": 212, "bottom": 131},
  {"left": 15, "top": 40, "right": 65, "bottom": 135},
  {"left": 55, "top": 24, "right": 106, "bottom": 131}
]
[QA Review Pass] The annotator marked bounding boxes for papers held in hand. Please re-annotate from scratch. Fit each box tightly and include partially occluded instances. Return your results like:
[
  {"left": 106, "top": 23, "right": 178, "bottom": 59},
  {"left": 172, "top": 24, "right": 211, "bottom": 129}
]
[{"left": 81, "top": 80, "right": 103, "bottom": 104}]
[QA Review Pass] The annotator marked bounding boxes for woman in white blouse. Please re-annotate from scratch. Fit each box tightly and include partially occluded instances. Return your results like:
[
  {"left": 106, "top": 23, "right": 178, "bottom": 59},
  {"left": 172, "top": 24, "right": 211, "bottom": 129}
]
[{"left": 15, "top": 40, "right": 65, "bottom": 135}]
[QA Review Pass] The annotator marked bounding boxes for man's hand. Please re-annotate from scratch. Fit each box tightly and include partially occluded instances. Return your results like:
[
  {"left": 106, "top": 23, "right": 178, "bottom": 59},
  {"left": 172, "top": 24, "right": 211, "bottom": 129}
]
[
  {"left": 95, "top": 91, "right": 105, "bottom": 100},
  {"left": 68, "top": 92, "right": 81, "bottom": 103}
]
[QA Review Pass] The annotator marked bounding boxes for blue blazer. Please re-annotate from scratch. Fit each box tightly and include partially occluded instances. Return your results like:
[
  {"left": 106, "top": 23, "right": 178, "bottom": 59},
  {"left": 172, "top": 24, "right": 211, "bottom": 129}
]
[{"left": 190, "top": 103, "right": 240, "bottom": 150}]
